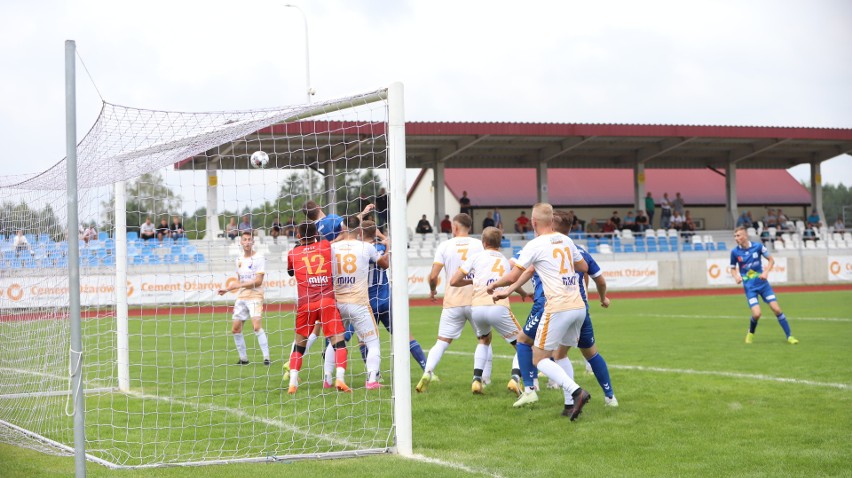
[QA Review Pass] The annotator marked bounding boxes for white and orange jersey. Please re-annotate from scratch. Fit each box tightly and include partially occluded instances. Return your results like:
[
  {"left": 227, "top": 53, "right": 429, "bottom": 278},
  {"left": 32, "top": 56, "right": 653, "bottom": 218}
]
[
  {"left": 331, "top": 239, "right": 379, "bottom": 306},
  {"left": 514, "top": 232, "right": 585, "bottom": 314},
  {"left": 460, "top": 249, "right": 512, "bottom": 308},
  {"left": 235, "top": 253, "right": 265, "bottom": 300},
  {"left": 433, "top": 236, "right": 484, "bottom": 308}
]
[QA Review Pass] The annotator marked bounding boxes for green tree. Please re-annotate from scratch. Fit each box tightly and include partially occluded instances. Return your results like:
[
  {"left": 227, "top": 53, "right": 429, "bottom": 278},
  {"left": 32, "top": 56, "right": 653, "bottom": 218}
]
[
  {"left": 821, "top": 182, "right": 852, "bottom": 226},
  {"left": 0, "top": 201, "right": 64, "bottom": 241},
  {"left": 101, "top": 172, "right": 183, "bottom": 233}
]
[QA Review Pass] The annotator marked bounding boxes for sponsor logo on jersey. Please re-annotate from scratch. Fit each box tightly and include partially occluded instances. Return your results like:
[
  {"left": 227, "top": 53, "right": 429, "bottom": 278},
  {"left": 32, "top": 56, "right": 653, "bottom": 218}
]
[{"left": 308, "top": 276, "right": 329, "bottom": 285}]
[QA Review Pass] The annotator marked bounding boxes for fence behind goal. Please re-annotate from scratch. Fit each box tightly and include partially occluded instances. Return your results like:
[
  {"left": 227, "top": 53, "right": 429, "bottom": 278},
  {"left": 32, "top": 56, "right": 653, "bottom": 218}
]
[{"left": 0, "top": 84, "right": 412, "bottom": 467}]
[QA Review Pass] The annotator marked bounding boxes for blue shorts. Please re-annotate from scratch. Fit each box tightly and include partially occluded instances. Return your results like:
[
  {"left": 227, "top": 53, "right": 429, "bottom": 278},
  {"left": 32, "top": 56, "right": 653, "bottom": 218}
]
[
  {"left": 522, "top": 301, "right": 545, "bottom": 339},
  {"left": 743, "top": 279, "right": 777, "bottom": 307},
  {"left": 577, "top": 311, "right": 596, "bottom": 349},
  {"left": 370, "top": 296, "right": 391, "bottom": 333}
]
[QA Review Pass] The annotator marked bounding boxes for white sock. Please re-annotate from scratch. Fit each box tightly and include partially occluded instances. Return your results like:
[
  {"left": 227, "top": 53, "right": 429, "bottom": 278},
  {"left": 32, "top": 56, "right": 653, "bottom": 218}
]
[
  {"left": 556, "top": 357, "right": 575, "bottom": 404},
  {"left": 474, "top": 344, "right": 488, "bottom": 378},
  {"left": 365, "top": 337, "right": 381, "bottom": 382},
  {"left": 289, "top": 369, "right": 299, "bottom": 387},
  {"left": 256, "top": 328, "right": 269, "bottom": 360},
  {"left": 537, "top": 359, "right": 579, "bottom": 396},
  {"left": 305, "top": 333, "right": 318, "bottom": 352},
  {"left": 483, "top": 344, "right": 493, "bottom": 384},
  {"left": 512, "top": 353, "right": 519, "bottom": 374},
  {"left": 324, "top": 343, "right": 335, "bottom": 382},
  {"left": 233, "top": 333, "right": 247, "bottom": 360},
  {"left": 336, "top": 366, "right": 345, "bottom": 382},
  {"left": 425, "top": 340, "right": 450, "bottom": 374}
]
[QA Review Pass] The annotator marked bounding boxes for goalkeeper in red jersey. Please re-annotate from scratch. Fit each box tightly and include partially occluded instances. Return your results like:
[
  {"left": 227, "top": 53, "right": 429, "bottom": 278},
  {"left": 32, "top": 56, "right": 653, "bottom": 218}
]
[{"left": 286, "top": 222, "right": 350, "bottom": 394}]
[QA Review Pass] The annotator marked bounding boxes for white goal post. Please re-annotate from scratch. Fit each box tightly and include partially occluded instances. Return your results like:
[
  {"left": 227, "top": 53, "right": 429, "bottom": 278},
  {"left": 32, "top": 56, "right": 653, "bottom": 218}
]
[{"left": 0, "top": 46, "right": 411, "bottom": 468}]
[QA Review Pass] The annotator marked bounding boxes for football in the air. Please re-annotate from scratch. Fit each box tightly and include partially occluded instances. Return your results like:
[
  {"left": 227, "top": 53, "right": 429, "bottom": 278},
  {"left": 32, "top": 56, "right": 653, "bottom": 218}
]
[{"left": 250, "top": 150, "right": 269, "bottom": 168}]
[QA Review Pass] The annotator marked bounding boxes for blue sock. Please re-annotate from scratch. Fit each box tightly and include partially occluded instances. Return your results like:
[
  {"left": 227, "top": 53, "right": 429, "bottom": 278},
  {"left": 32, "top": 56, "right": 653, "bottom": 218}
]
[
  {"left": 344, "top": 323, "right": 355, "bottom": 342},
  {"left": 776, "top": 312, "right": 791, "bottom": 337},
  {"left": 359, "top": 343, "right": 368, "bottom": 363},
  {"left": 749, "top": 317, "right": 759, "bottom": 334},
  {"left": 409, "top": 340, "right": 427, "bottom": 370},
  {"left": 516, "top": 342, "right": 536, "bottom": 389},
  {"left": 587, "top": 352, "right": 614, "bottom": 398}
]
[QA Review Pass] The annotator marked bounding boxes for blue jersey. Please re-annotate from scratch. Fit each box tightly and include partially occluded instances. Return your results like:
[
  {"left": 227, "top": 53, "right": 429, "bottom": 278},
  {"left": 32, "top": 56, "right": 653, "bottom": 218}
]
[
  {"left": 576, "top": 245, "right": 601, "bottom": 306},
  {"left": 315, "top": 214, "right": 343, "bottom": 242},
  {"left": 513, "top": 251, "right": 545, "bottom": 311},
  {"left": 730, "top": 241, "right": 770, "bottom": 282},
  {"left": 369, "top": 242, "right": 390, "bottom": 302}
]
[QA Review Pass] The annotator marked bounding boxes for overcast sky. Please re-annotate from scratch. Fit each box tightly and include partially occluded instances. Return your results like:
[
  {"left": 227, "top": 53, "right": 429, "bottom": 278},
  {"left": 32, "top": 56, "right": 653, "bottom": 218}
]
[{"left": 1, "top": 0, "right": 850, "bottom": 197}]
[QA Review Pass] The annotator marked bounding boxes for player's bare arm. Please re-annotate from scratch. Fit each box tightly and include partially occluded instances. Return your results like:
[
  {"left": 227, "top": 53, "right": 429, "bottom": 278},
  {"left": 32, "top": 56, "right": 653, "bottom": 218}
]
[
  {"left": 761, "top": 255, "right": 774, "bottom": 280},
  {"left": 730, "top": 266, "right": 743, "bottom": 284},
  {"left": 592, "top": 274, "right": 610, "bottom": 308},
  {"left": 449, "top": 267, "right": 472, "bottom": 288},
  {"left": 574, "top": 257, "right": 589, "bottom": 273},
  {"left": 376, "top": 241, "right": 391, "bottom": 269},
  {"left": 487, "top": 264, "right": 527, "bottom": 296},
  {"left": 491, "top": 266, "right": 534, "bottom": 300},
  {"left": 428, "top": 263, "right": 444, "bottom": 302},
  {"left": 217, "top": 273, "right": 265, "bottom": 295},
  {"left": 356, "top": 203, "right": 375, "bottom": 221}
]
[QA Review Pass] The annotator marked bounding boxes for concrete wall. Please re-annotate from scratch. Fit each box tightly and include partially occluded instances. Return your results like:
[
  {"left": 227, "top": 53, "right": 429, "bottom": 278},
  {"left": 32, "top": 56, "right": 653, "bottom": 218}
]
[{"left": 406, "top": 169, "right": 459, "bottom": 232}]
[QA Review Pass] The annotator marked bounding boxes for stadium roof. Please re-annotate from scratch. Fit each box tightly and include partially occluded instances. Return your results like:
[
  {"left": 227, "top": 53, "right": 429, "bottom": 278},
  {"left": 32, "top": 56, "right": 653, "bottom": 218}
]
[
  {"left": 177, "top": 121, "right": 852, "bottom": 171},
  {"left": 410, "top": 168, "right": 812, "bottom": 208}
]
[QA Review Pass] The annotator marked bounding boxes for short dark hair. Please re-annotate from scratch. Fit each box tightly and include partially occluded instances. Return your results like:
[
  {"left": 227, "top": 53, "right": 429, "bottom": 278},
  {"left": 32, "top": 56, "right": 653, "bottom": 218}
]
[
  {"left": 553, "top": 210, "right": 575, "bottom": 235},
  {"left": 734, "top": 226, "right": 748, "bottom": 234},
  {"left": 240, "top": 230, "right": 252, "bottom": 238},
  {"left": 481, "top": 227, "right": 502, "bottom": 249},
  {"left": 361, "top": 220, "right": 377, "bottom": 240},
  {"left": 304, "top": 201, "right": 321, "bottom": 221},
  {"left": 453, "top": 213, "right": 472, "bottom": 230},
  {"left": 345, "top": 215, "right": 361, "bottom": 231},
  {"left": 297, "top": 221, "right": 319, "bottom": 242}
]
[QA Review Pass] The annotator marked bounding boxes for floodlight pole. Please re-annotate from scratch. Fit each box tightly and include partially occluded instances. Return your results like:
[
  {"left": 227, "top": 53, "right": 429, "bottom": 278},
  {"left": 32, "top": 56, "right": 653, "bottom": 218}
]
[
  {"left": 65, "top": 39, "right": 88, "bottom": 478},
  {"left": 284, "top": 3, "right": 316, "bottom": 199}
]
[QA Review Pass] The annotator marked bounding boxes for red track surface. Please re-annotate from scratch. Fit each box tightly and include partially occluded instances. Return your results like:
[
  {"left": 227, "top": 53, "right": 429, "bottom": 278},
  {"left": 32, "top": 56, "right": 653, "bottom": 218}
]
[{"left": 1, "top": 284, "right": 848, "bottom": 322}]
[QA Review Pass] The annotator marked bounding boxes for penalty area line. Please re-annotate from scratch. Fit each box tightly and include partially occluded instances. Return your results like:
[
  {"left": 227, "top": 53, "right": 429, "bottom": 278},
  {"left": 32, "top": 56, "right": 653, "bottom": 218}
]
[
  {"left": 635, "top": 313, "right": 852, "bottom": 323},
  {"left": 441, "top": 350, "right": 851, "bottom": 390}
]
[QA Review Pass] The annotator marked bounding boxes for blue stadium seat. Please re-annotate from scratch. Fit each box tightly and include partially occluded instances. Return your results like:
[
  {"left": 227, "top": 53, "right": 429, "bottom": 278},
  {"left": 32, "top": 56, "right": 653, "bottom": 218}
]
[
  {"left": 658, "top": 243, "right": 669, "bottom": 252},
  {"left": 694, "top": 243, "right": 705, "bottom": 251},
  {"left": 127, "top": 231, "right": 139, "bottom": 241},
  {"left": 668, "top": 237, "right": 678, "bottom": 246},
  {"left": 132, "top": 255, "right": 145, "bottom": 265},
  {"left": 646, "top": 243, "right": 657, "bottom": 252},
  {"left": 587, "top": 245, "right": 599, "bottom": 254},
  {"left": 147, "top": 255, "right": 161, "bottom": 265},
  {"left": 193, "top": 253, "right": 206, "bottom": 264},
  {"left": 586, "top": 238, "right": 598, "bottom": 247},
  {"left": 500, "top": 239, "right": 511, "bottom": 248},
  {"left": 101, "top": 256, "right": 116, "bottom": 267},
  {"left": 613, "top": 244, "right": 623, "bottom": 253},
  {"left": 176, "top": 237, "right": 189, "bottom": 246},
  {"left": 55, "top": 257, "right": 68, "bottom": 268},
  {"left": 8, "top": 259, "right": 22, "bottom": 269},
  {"left": 38, "top": 234, "right": 50, "bottom": 244},
  {"left": 39, "top": 258, "right": 55, "bottom": 268},
  {"left": 636, "top": 244, "right": 646, "bottom": 252},
  {"left": 98, "top": 232, "right": 109, "bottom": 241},
  {"left": 512, "top": 246, "right": 522, "bottom": 256},
  {"left": 644, "top": 235, "right": 656, "bottom": 245},
  {"left": 717, "top": 241, "right": 726, "bottom": 250},
  {"left": 635, "top": 236, "right": 645, "bottom": 245},
  {"left": 184, "top": 245, "right": 198, "bottom": 255},
  {"left": 2, "top": 251, "right": 14, "bottom": 261},
  {"left": 705, "top": 243, "right": 715, "bottom": 251},
  {"left": 623, "top": 244, "right": 634, "bottom": 253},
  {"left": 163, "top": 254, "right": 176, "bottom": 264},
  {"left": 22, "top": 258, "right": 38, "bottom": 268},
  {"left": 683, "top": 243, "right": 694, "bottom": 251},
  {"left": 170, "top": 245, "right": 183, "bottom": 255},
  {"left": 25, "top": 234, "right": 36, "bottom": 244},
  {"left": 104, "top": 238, "right": 115, "bottom": 249},
  {"left": 178, "top": 254, "right": 192, "bottom": 264}
]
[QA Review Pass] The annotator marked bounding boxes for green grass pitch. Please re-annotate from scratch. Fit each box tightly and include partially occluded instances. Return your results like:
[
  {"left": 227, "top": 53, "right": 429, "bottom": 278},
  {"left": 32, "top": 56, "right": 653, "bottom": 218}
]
[{"left": 1, "top": 290, "right": 850, "bottom": 477}]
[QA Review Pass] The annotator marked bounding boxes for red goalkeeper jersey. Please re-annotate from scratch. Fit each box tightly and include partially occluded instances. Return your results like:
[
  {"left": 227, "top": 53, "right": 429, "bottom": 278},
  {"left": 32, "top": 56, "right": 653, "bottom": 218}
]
[{"left": 287, "top": 240, "right": 336, "bottom": 307}]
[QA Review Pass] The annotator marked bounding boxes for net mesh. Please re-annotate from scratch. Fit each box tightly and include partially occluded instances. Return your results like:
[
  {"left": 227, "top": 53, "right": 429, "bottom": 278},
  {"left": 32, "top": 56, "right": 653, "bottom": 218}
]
[{"left": 0, "top": 89, "right": 398, "bottom": 467}]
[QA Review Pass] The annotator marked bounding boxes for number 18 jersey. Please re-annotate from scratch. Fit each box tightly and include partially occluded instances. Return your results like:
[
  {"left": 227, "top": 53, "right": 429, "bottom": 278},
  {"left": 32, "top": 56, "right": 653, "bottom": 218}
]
[{"left": 331, "top": 239, "right": 380, "bottom": 306}]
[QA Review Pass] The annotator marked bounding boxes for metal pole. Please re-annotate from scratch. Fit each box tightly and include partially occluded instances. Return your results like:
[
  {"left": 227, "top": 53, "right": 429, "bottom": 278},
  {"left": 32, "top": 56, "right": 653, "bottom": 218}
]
[
  {"left": 115, "top": 181, "right": 129, "bottom": 392},
  {"left": 65, "top": 39, "right": 87, "bottom": 478},
  {"left": 285, "top": 4, "right": 314, "bottom": 199}
]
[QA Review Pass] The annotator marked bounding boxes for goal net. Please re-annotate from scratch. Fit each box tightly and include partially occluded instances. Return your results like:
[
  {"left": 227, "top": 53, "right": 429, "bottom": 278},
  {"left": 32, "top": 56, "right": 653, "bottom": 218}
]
[{"left": 0, "top": 85, "right": 411, "bottom": 467}]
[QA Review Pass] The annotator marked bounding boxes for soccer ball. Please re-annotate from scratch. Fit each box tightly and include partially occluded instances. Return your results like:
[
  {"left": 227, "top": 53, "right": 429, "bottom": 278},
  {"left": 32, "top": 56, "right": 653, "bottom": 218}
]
[{"left": 250, "top": 151, "right": 269, "bottom": 169}]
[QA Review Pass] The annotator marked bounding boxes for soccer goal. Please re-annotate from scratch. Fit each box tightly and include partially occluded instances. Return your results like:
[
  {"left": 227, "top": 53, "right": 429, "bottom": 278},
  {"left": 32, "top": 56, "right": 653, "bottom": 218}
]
[{"left": 0, "top": 53, "right": 411, "bottom": 467}]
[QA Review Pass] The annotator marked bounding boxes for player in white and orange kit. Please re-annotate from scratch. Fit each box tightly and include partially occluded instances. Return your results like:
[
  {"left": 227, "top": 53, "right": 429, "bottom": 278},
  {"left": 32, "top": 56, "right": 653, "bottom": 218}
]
[
  {"left": 488, "top": 203, "right": 593, "bottom": 421},
  {"left": 328, "top": 215, "right": 390, "bottom": 389},
  {"left": 218, "top": 231, "right": 271, "bottom": 365},
  {"left": 416, "top": 213, "right": 484, "bottom": 393},
  {"left": 450, "top": 227, "right": 525, "bottom": 395}
]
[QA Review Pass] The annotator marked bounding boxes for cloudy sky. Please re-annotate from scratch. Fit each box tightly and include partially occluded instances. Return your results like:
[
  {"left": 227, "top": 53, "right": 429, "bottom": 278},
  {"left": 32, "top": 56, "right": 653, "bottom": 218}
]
[{"left": 1, "top": 0, "right": 850, "bottom": 197}]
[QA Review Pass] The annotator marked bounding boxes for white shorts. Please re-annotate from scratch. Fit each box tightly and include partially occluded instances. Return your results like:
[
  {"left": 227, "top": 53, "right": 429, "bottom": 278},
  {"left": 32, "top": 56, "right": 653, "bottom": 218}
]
[
  {"left": 437, "top": 306, "right": 474, "bottom": 340},
  {"left": 233, "top": 299, "right": 263, "bottom": 322},
  {"left": 534, "top": 308, "right": 586, "bottom": 351},
  {"left": 337, "top": 303, "right": 380, "bottom": 342},
  {"left": 471, "top": 305, "right": 520, "bottom": 343}
]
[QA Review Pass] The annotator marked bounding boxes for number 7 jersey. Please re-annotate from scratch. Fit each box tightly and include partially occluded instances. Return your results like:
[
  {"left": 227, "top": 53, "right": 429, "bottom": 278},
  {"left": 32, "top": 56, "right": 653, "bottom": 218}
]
[
  {"left": 331, "top": 239, "right": 380, "bottom": 306},
  {"left": 433, "top": 236, "right": 484, "bottom": 308},
  {"left": 287, "top": 240, "right": 336, "bottom": 307}
]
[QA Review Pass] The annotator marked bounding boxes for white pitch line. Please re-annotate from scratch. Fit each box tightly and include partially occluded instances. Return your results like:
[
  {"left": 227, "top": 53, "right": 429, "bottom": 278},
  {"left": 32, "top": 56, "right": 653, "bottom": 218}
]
[
  {"left": 440, "top": 350, "right": 851, "bottom": 390},
  {"left": 634, "top": 313, "right": 852, "bottom": 323},
  {"left": 406, "top": 453, "right": 505, "bottom": 478}
]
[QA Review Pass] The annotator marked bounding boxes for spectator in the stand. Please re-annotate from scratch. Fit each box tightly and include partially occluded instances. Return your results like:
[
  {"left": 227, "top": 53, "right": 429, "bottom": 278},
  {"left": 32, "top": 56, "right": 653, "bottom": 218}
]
[
  {"left": 673, "top": 192, "right": 685, "bottom": 216},
  {"left": 645, "top": 192, "right": 656, "bottom": 228},
  {"left": 802, "top": 223, "right": 817, "bottom": 241},
  {"left": 670, "top": 211, "right": 684, "bottom": 231},
  {"left": 514, "top": 211, "right": 532, "bottom": 235},
  {"left": 806, "top": 209, "right": 822, "bottom": 229},
  {"left": 140, "top": 217, "right": 156, "bottom": 241},
  {"left": 270, "top": 216, "right": 283, "bottom": 244},
  {"left": 736, "top": 211, "right": 753, "bottom": 228},
  {"left": 13, "top": 230, "right": 34, "bottom": 257},
  {"left": 609, "top": 210, "right": 622, "bottom": 230},
  {"left": 170, "top": 216, "right": 185, "bottom": 242},
  {"left": 415, "top": 214, "right": 433, "bottom": 234},
  {"left": 635, "top": 210, "right": 649, "bottom": 232},
  {"left": 682, "top": 211, "right": 696, "bottom": 239},
  {"left": 482, "top": 211, "right": 495, "bottom": 230},
  {"left": 777, "top": 209, "right": 792, "bottom": 231},
  {"left": 440, "top": 214, "right": 452, "bottom": 234},
  {"left": 284, "top": 216, "right": 296, "bottom": 238},
  {"left": 225, "top": 218, "right": 239, "bottom": 241},
  {"left": 568, "top": 210, "right": 583, "bottom": 232},
  {"left": 601, "top": 218, "right": 617, "bottom": 237},
  {"left": 375, "top": 188, "right": 388, "bottom": 230},
  {"left": 660, "top": 193, "right": 672, "bottom": 229},
  {"left": 238, "top": 215, "right": 253, "bottom": 236},
  {"left": 763, "top": 209, "right": 778, "bottom": 228},
  {"left": 156, "top": 218, "right": 170, "bottom": 242},
  {"left": 833, "top": 216, "right": 845, "bottom": 232},
  {"left": 459, "top": 191, "right": 472, "bottom": 218},
  {"left": 623, "top": 211, "right": 636, "bottom": 231},
  {"left": 586, "top": 218, "right": 602, "bottom": 238},
  {"left": 493, "top": 207, "right": 503, "bottom": 231},
  {"left": 81, "top": 223, "right": 98, "bottom": 245}
]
